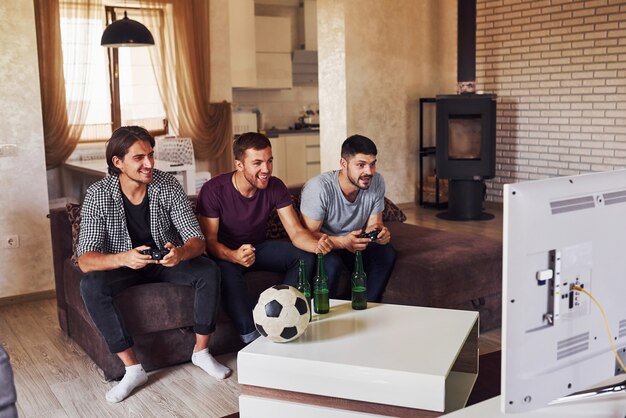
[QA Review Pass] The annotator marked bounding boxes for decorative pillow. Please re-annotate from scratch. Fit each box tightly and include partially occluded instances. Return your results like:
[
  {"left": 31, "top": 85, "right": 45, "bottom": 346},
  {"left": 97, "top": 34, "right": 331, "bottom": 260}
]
[
  {"left": 382, "top": 197, "right": 407, "bottom": 223},
  {"left": 265, "top": 209, "right": 287, "bottom": 240},
  {"left": 265, "top": 194, "right": 301, "bottom": 240},
  {"left": 66, "top": 203, "right": 82, "bottom": 266}
]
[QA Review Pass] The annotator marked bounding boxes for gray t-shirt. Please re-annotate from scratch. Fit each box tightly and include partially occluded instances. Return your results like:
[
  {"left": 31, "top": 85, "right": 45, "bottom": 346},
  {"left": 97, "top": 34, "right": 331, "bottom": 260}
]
[{"left": 300, "top": 170, "right": 385, "bottom": 236}]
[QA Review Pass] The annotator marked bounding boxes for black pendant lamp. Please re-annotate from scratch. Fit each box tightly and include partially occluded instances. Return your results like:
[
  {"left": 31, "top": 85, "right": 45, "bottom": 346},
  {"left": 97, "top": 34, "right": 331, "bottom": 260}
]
[{"left": 101, "top": 11, "right": 155, "bottom": 47}]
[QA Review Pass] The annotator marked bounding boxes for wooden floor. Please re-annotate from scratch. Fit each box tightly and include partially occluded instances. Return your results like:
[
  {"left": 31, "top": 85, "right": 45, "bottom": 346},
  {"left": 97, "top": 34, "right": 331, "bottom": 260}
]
[{"left": 1, "top": 201, "right": 502, "bottom": 417}]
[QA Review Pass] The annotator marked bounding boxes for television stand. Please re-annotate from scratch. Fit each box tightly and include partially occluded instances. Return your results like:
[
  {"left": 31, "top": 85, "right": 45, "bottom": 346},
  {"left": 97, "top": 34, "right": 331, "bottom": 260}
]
[
  {"left": 553, "top": 376, "right": 626, "bottom": 404},
  {"left": 442, "top": 376, "right": 626, "bottom": 418},
  {"left": 437, "top": 179, "right": 494, "bottom": 221}
]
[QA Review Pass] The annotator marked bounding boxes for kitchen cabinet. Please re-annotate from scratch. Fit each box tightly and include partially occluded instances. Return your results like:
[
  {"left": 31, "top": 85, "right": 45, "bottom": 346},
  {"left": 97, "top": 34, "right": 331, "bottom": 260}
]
[
  {"left": 229, "top": 10, "right": 295, "bottom": 89},
  {"left": 303, "top": 0, "right": 317, "bottom": 51},
  {"left": 256, "top": 53, "right": 293, "bottom": 89},
  {"left": 255, "top": 16, "right": 291, "bottom": 53},
  {"left": 304, "top": 135, "right": 321, "bottom": 180},
  {"left": 270, "top": 133, "right": 320, "bottom": 186},
  {"left": 255, "top": 16, "right": 292, "bottom": 89},
  {"left": 229, "top": 0, "right": 257, "bottom": 88}
]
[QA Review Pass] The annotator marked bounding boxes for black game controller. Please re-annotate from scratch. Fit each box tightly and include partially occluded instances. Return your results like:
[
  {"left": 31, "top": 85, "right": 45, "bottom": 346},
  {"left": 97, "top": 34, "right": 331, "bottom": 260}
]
[
  {"left": 140, "top": 248, "right": 170, "bottom": 260},
  {"left": 359, "top": 228, "right": 381, "bottom": 241}
]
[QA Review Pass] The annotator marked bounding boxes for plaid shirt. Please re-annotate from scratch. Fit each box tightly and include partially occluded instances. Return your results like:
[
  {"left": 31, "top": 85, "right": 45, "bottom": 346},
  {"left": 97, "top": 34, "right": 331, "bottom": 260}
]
[{"left": 76, "top": 169, "right": 204, "bottom": 257}]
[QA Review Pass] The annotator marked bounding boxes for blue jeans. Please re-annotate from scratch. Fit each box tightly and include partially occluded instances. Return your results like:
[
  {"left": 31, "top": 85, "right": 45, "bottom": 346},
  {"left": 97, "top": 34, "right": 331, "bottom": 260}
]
[
  {"left": 217, "top": 240, "right": 315, "bottom": 340},
  {"left": 324, "top": 243, "right": 397, "bottom": 302},
  {"left": 80, "top": 256, "right": 221, "bottom": 354}
]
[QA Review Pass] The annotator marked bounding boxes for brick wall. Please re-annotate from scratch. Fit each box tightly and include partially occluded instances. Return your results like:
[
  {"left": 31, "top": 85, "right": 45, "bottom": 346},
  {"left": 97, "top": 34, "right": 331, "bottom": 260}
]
[{"left": 476, "top": 0, "right": 626, "bottom": 201}]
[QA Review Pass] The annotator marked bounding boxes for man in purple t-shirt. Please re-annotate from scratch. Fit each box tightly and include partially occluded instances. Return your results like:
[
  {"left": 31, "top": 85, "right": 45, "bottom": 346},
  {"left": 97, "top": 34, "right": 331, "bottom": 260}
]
[{"left": 197, "top": 132, "right": 332, "bottom": 343}]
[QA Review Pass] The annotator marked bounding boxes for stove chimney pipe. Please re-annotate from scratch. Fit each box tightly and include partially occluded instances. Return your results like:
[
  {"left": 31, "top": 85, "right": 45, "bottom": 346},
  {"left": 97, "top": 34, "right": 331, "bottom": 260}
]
[{"left": 457, "top": 0, "right": 476, "bottom": 93}]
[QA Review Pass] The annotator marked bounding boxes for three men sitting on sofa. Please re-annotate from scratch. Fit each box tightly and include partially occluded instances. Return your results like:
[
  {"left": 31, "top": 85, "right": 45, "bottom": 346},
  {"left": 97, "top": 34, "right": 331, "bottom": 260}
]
[{"left": 76, "top": 127, "right": 394, "bottom": 402}]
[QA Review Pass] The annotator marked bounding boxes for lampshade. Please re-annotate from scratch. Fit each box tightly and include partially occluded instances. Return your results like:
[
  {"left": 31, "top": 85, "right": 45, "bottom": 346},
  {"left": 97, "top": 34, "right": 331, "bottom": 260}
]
[{"left": 101, "top": 11, "right": 154, "bottom": 47}]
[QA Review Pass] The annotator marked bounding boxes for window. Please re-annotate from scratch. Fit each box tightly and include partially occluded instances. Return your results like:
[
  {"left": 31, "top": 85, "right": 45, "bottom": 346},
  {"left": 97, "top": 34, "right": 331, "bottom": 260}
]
[{"left": 59, "top": 4, "right": 167, "bottom": 142}]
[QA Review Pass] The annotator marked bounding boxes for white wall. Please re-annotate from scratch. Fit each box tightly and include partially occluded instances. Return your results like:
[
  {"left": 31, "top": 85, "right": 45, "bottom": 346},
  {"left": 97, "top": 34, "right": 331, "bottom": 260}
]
[
  {"left": 0, "top": 0, "right": 54, "bottom": 297},
  {"left": 318, "top": 0, "right": 457, "bottom": 204}
]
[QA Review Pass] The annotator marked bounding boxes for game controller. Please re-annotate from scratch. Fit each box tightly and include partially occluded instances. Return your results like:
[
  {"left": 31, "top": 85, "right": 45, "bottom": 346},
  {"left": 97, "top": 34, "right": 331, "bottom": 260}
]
[
  {"left": 359, "top": 228, "right": 381, "bottom": 241},
  {"left": 140, "top": 248, "right": 170, "bottom": 260}
]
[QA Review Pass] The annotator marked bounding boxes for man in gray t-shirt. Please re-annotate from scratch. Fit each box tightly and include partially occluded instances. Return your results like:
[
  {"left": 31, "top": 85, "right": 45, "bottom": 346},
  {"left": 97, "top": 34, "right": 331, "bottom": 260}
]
[{"left": 300, "top": 135, "right": 397, "bottom": 301}]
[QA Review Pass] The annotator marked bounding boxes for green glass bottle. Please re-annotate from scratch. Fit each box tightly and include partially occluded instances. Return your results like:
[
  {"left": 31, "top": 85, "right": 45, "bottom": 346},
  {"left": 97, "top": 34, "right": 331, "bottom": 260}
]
[
  {"left": 296, "top": 258, "right": 312, "bottom": 320},
  {"left": 351, "top": 250, "right": 367, "bottom": 310},
  {"left": 313, "top": 253, "right": 330, "bottom": 314}
]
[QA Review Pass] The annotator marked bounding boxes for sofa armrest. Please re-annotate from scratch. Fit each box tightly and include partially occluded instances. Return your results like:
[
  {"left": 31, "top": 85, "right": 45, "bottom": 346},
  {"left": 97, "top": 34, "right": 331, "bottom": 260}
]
[{"left": 49, "top": 207, "right": 74, "bottom": 332}]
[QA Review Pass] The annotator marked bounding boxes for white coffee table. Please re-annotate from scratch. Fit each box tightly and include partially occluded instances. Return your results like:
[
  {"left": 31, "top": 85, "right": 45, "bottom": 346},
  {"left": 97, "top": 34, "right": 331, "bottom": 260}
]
[{"left": 237, "top": 300, "right": 479, "bottom": 417}]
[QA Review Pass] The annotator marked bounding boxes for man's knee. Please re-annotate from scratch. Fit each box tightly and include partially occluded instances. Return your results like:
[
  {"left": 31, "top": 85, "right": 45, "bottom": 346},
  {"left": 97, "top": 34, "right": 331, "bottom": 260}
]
[
  {"left": 383, "top": 244, "right": 397, "bottom": 263},
  {"left": 216, "top": 260, "right": 245, "bottom": 291},
  {"left": 79, "top": 271, "right": 108, "bottom": 301},
  {"left": 370, "top": 244, "right": 397, "bottom": 265},
  {"left": 188, "top": 256, "right": 221, "bottom": 285}
]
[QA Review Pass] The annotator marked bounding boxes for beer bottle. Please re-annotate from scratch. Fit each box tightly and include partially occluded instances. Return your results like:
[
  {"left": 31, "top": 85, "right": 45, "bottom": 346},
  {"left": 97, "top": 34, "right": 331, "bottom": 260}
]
[
  {"left": 313, "top": 253, "right": 330, "bottom": 314},
  {"left": 351, "top": 250, "right": 367, "bottom": 310},
  {"left": 296, "top": 258, "right": 312, "bottom": 320}
]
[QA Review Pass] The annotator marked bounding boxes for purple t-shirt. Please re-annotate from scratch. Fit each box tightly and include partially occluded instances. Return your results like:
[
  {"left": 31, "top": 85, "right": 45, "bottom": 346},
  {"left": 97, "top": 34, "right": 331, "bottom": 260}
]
[{"left": 197, "top": 171, "right": 293, "bottom": 249}]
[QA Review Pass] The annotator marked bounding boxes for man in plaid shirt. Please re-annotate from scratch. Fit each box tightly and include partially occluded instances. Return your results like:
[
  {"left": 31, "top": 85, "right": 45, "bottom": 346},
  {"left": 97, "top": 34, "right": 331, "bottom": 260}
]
[{"left": 77, "top": 126, "right": 229, "bottom": 403}]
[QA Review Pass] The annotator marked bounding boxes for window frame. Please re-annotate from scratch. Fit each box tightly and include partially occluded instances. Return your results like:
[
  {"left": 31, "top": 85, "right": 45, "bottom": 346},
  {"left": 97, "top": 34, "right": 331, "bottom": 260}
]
[{"left": 104, "top": 5, "right": 167, "bottom": 139}]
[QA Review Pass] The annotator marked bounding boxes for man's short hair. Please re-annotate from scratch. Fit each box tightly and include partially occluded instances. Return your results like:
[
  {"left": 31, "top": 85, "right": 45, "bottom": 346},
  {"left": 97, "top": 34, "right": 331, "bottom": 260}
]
[
  {"left": 233, "top": 132, "right": 271, "bottom": 161},
  {"left": 341, "top": 135, "right": 378, "bottom": 159},
  {"left": 106, "top": 126, "right": 155, "bottom": 176}
]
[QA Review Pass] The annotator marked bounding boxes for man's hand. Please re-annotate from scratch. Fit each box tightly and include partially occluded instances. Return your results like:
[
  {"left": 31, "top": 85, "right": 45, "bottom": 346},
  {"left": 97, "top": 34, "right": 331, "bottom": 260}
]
[
  {"left": 159, "top": 243, "right": 180, "bottom": 267},
  {"left": 340, "top": 230, "right": 373, "bottom": 253},
  {"left": 367, "top": 225, "right": 391, "bottom": 245},
  {"left": 123, "top": 245, "right": 158, "bottom": 270},
  {"left": 232, "top": 244, "right": 256, "bottom": 267},
  {"left": 315, "top": 234, "right": 333, "bottom": 255}
]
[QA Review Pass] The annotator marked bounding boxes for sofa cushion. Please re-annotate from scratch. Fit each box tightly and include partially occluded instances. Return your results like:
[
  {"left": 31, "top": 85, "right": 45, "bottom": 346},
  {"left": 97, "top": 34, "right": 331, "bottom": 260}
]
[
  {"left": 381, "top": 222, "right": 502, "bottom": 331},
  {"left": 67, "top": 202, "right": 81, "bottom": 266},
  {"left": 382, "top": 197, "right": 407, "bottom": 223},
  {"left": 265, "top": 194, "right": 303, "bottom": 240}
]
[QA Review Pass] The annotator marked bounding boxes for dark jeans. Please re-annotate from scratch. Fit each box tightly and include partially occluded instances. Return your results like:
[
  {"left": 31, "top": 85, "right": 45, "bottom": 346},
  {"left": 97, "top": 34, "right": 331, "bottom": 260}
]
[
  {"left": 217, "top": 240, "right": 315, "bottom": 338},
  {"left": 80, "top": 256, "right": 220, "bottom": 354},
  {"left": 324, "top": 243, "right": 397, "bottom": 302}
]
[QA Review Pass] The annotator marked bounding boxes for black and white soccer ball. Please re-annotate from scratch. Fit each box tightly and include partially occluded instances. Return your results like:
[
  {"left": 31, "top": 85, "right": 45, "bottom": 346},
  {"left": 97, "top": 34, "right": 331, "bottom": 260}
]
[{"left": 253, "top": 285, "right": 310, "bottom": 343}]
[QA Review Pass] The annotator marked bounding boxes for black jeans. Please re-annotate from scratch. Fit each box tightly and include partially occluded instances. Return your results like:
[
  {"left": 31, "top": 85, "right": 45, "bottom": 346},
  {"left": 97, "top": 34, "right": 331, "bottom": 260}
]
[
  {"left": 324, "top": 243, "right": 397, "bottom": 302},
  {"left": 217, "top": 240, "right": 315, "bottom": 339},
  {"left": 80, "top": 256, "right": 221, "bottom": 354}
]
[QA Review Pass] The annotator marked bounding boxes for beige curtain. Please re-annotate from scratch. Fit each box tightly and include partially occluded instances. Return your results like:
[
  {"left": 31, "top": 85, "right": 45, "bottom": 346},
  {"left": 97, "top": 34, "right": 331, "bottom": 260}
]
[
  {"left": 140, "top": 0, "right": 234, "bottom": 175},
  {"left": 34, "top": 0, "right": 102, "bottom": 170}
]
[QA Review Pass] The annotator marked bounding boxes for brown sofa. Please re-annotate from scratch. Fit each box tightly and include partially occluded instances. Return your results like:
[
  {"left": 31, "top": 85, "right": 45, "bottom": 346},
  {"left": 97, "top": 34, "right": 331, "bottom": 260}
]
[{"left": 49, "top": 189, "right": 502, "bottom": 380}]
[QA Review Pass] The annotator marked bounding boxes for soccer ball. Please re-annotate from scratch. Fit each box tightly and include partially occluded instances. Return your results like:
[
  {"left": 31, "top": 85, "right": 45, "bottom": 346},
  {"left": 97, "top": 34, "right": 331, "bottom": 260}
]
[{"left": 253, "top": 285, "right": 310, "bottom": 343}]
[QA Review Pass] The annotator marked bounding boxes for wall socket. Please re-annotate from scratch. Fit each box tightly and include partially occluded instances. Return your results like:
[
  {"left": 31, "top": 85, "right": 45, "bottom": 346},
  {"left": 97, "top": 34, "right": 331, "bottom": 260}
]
[{"left": 4, "top": 235, "right": 19, "bottom": 249}]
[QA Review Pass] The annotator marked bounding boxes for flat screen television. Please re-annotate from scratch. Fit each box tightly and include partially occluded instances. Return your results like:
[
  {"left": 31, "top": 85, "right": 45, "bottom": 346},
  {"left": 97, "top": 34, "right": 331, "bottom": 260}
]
[{"left": 502, "top": 169, "right": 626, "bottom": 413}]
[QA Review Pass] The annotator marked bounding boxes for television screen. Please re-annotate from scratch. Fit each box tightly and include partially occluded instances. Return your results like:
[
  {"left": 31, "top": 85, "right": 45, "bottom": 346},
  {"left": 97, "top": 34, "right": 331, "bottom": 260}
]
[{"left": 502, "top": 169, "right": 626, "bottom": 413}]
